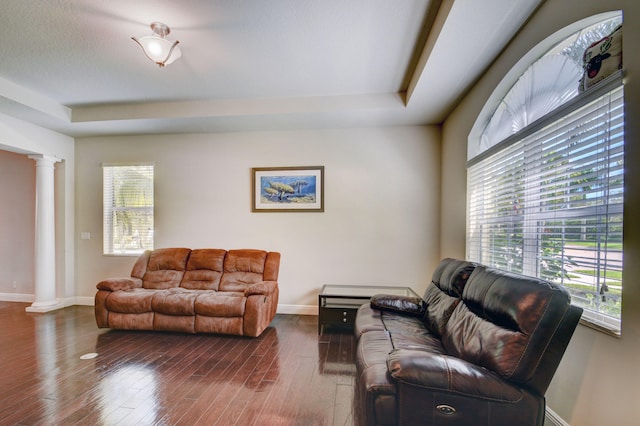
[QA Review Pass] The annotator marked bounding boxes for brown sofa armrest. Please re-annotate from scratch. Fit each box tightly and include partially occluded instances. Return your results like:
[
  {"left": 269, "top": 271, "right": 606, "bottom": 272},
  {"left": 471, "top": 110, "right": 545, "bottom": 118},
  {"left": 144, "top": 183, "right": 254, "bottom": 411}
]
[
  {"left": 370, "top": 294, "right": 425, "bottom": 317},
  {"left": 244, "top": 281, "right": 278, "bottom": 296},
  {"left": 96, "top": 277, "right": 142, "bottom": 292}
]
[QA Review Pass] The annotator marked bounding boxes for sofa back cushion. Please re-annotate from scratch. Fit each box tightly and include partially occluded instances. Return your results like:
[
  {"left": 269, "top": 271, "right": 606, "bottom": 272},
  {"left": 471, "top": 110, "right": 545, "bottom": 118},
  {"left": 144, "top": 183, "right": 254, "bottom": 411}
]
[
  {"left": 422, "top": 258, "right": 476, "bottom": 337},
  {"left": 263, "top": 251, "right": 281, "bottom": 282},
  {"left": 181, "top": 249, "right": 227, "bottom": 290},
  {"left": 442, "top": 265, "right": 574, "bottom": 391},
  {"left": 131, "top": 250, "right": 151, "bottom": 279},
  {"left": 219, "top": 249, "right": 268, "bottom": 292},
  {"left": 142, "top": 248, "right": 191, "bottom": 289}
]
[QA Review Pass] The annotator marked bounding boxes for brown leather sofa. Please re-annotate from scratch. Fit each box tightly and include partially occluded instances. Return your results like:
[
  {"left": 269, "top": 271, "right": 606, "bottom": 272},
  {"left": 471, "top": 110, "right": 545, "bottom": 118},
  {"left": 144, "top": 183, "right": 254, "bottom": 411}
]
[
  {"left": 94, "top": 247, "right": 280, "bottom": 337},
  {"left": 354, "top": 258, "right": 582, "bottom": 426}
]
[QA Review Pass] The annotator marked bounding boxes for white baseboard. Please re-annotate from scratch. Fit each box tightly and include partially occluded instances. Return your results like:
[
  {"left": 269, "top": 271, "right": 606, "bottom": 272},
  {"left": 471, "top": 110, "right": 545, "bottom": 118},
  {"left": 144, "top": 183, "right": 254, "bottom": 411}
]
[
  {"left": 545, "top": 407, "right": 569, "bottom": 426},
  {"left": 0, "top": 295, "right": 94, "bottom": 307},
  {"left": 71, "top": 296, "right": 95, "bottom": 306},
  {"left": 0, "top": 293, "right": 35, "bottom": 303},
  {"left": 276, "top": 304, "right": 317, "bottom": 315}
]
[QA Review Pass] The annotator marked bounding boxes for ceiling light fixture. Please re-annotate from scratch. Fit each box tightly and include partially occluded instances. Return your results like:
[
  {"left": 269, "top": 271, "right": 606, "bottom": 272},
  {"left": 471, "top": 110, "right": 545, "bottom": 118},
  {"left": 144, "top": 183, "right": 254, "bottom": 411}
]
[{"left": 132, "top": 22, "right": 182, "bottom": 67}]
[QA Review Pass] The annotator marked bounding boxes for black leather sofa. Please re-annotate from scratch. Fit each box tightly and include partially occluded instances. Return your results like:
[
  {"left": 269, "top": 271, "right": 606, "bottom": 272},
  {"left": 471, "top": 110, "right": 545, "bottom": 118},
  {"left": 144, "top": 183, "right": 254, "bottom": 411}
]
[{"left": 354, "top": 258, "right": 582, "bottom": 426}]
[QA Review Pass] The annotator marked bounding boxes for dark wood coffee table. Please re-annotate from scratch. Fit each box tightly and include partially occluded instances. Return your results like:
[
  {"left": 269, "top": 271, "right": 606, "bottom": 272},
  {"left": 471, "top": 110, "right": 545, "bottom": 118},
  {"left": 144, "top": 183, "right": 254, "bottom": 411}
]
[{"left": 318, "top": 284, "right": 419, "bottom": 334}]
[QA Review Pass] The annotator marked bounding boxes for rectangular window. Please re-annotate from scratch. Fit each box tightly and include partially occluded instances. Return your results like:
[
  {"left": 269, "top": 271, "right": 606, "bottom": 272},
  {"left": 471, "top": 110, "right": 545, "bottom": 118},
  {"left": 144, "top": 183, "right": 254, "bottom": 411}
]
[
  {"left": 467, "top": 86, "right": 623, "bottom": 334},
  {"left": 103, "top": 164, "right": 154, "bottom": 255}
]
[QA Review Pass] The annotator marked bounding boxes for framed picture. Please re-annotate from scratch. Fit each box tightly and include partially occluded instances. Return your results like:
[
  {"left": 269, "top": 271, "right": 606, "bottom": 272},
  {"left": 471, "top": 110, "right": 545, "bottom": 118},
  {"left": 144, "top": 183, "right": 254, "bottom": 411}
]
[{"left": 252, "top": 166, "right": 324, "bottom": 212}]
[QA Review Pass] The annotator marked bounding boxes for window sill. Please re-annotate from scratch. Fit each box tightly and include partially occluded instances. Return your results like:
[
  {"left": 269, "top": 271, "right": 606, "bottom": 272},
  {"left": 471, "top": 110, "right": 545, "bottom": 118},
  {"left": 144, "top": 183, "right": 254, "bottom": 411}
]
[{"left": 579, "top": 317, "right": 621, "bottom": 338}]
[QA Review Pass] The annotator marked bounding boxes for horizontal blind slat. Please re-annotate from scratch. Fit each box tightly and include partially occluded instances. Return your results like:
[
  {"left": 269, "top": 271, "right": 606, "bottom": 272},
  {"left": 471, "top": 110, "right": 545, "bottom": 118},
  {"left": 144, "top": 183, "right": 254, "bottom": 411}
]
[
  {"left": 103, "top": 164, "right": 154, "bottom": 255},
  {"left": 467, "top": 86, "right": 624, "bottom": 332}
]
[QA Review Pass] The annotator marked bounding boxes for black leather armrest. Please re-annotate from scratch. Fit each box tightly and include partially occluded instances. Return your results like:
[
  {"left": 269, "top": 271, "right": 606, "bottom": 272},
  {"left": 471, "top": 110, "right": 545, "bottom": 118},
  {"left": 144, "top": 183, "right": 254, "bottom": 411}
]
[
  {"left": 370, "top": 294, "right": 425, "bottom": 317},
  {"left": 387, "top": 349, "right": 521, "bottom": 401}
]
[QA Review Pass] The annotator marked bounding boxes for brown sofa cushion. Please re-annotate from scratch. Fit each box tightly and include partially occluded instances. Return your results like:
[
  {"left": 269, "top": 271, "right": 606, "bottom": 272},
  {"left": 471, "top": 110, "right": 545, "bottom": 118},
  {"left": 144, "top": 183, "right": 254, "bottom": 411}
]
[
  {"left": 195, "top": 292, "right": 246, "bottom": 317},
  {"left": 131, "top": 250, "right": 151, "bottom": 279},
  {"left": 224, "top": 249, "right": 267, "bottom": 273},
  {"left": 219, "top": 249, "right": 267, "bottom": 292},
  {"left": 105, "top": 289, "right": 155, "bottom": 313},
  {"left": 151, "top": 288, "right": 199, "bottom": 315},
  {"left": 264, "top": 251, "right": 281, "bottom": 282},
  {"left": 142, "top": 248, "right": 191, "bottom": 289},
  {"left": 181, "top": 248, "right": 226, "bottom": 290}
]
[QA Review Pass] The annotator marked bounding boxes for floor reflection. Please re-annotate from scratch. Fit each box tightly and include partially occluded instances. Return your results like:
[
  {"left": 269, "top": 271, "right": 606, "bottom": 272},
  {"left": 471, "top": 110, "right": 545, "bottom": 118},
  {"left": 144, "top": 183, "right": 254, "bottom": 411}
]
[
  {"left": 34, "top": 314, "right": 59, "bottom": 420},
  {"left": 318, "top": 329, "right": 356, "bottom": 376},
  {"left": 93, "top": 326, "right": 281, "bottom": 423},
  {"left": 98, "top": 364, "right": 159, "bottom": 424}
]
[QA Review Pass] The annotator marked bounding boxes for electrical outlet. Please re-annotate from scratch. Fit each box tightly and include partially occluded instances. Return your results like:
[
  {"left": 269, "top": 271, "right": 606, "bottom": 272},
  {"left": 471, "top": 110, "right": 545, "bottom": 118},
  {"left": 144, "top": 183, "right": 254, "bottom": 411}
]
[{"left": 12, "top": 281, "right": 17, "bottom": 288}]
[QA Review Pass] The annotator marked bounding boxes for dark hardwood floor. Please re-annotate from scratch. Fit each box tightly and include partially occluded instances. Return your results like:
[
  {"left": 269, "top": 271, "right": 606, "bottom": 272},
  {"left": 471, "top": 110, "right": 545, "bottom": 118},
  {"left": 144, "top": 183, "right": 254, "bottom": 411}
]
[{"left": 0, "top": 302, "right": 356, "bottom": 425}]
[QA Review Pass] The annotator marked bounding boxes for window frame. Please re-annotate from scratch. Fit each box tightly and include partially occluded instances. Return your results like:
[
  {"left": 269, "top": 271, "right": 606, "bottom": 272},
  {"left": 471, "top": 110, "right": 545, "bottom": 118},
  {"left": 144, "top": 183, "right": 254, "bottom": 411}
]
[
  {"left": 467, "top": 74, "right": 623, "bottom": 335},
  {"left": 468, "top": 11, "right": 623, "bottom": 159},
  {"left": 102, "top": 163, "right": 155, "bottom": 256},
  {"left": 466, "top": 12, "right": 624, "bottom": 336}
]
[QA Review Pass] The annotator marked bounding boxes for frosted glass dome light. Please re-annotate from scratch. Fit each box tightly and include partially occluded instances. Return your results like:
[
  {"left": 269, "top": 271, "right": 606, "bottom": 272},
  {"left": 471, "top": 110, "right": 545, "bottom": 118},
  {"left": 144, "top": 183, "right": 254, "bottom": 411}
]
[{"left": 132, "top": 22, "right": 182, "bottom": 67}]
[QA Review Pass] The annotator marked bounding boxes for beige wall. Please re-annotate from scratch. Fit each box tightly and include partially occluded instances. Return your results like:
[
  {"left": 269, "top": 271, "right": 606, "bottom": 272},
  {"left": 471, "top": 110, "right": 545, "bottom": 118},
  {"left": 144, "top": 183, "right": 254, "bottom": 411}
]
[
  {"left": 6, "top": 1, "right": 637, "bottom": 421},
  {"left": 0, "top": 150, "right": 35, "bottom": 296},
  {"left": 75, "top": 126, "right": 441, "bottom": 309},
  {"left": 0, "top": 113, "right": 75, "bottom": 302},
  {"left": 442, "top": 1, "right": 639, "bottom": 424}
]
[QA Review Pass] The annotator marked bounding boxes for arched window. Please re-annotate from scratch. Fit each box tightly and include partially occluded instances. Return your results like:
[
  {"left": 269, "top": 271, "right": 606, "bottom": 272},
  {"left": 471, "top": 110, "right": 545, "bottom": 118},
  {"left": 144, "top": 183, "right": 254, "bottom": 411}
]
[{"left": 466, "top": 12, "right": 623, "bottom": 335}]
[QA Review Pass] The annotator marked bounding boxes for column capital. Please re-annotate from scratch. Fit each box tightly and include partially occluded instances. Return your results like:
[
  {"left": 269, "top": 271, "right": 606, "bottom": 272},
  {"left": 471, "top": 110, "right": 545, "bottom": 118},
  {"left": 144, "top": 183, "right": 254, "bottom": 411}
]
[{"left": 28, "top": 154, "right": 62, "bottom": 165}]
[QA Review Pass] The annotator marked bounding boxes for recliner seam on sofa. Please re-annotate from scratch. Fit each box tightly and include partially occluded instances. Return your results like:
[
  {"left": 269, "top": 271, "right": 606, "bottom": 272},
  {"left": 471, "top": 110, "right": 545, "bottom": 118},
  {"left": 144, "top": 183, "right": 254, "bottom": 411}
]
[{"left": 393, "top": 378, "right": 525, "bottom": 404}]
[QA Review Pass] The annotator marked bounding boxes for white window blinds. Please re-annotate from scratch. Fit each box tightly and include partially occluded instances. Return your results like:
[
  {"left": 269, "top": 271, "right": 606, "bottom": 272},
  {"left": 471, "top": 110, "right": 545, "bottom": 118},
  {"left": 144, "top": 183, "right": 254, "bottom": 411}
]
[
  {"left": 103, "top": 164, "right": 154, "bottom": 255},
  {"left": 467, "top": 84, "right": 623, "bottom": 333}
]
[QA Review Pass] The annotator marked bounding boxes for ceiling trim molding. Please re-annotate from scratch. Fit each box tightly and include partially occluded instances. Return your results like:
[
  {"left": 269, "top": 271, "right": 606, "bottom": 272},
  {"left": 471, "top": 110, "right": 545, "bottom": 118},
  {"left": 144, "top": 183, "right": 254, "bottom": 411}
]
[
  {"left": 405, "top": 0, "right": 454, "bottom": 106},
  {"left": 71, "top": 93, "right": 406, "bottom": 123},
  {"left": 0, "top": 77, "right": 71, "bottom": 123}
]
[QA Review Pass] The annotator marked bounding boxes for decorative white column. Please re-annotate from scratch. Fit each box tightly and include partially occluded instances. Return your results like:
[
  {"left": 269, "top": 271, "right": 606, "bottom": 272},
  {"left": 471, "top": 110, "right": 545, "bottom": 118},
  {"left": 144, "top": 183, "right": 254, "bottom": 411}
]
[{"left": 26, "top": 154, "right": 63, "bottom": 313}]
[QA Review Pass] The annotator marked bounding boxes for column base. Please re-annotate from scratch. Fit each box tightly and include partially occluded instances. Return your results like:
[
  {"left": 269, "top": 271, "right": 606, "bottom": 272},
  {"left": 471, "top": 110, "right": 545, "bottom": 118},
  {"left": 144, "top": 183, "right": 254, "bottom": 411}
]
[{"left": 25, "top": 300, "right": 65, "bottom": 313}]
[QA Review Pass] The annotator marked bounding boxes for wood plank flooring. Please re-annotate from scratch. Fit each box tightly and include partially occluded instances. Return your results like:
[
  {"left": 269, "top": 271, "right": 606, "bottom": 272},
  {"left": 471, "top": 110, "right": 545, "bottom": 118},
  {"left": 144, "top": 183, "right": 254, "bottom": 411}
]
[{"left": 0, "top": 302, "right": 355, "bottom": 425}]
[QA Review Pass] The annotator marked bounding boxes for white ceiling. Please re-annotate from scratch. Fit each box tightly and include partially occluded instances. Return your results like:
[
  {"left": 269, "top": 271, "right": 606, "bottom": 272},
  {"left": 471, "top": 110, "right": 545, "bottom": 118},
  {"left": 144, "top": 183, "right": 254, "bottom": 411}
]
[{"left": 0, "top": 0, "right": 543, "bottom": 137}]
